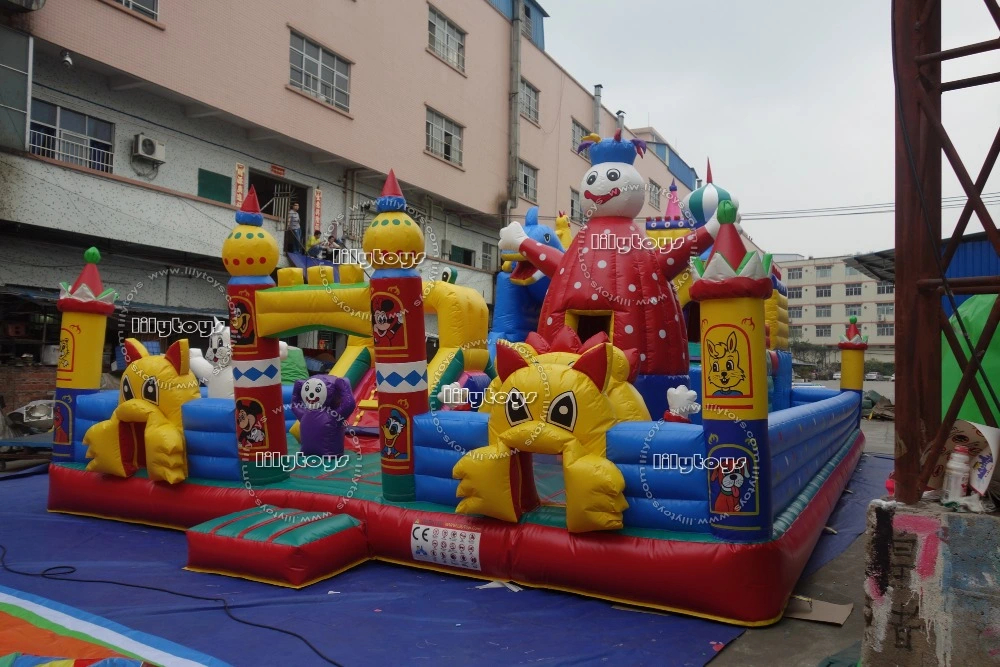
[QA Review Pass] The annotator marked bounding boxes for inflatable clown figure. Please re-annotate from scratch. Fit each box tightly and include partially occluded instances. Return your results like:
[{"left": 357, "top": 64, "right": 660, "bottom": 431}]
[{"left": 498, "top": 129, "right": 722, "bottom": 381}]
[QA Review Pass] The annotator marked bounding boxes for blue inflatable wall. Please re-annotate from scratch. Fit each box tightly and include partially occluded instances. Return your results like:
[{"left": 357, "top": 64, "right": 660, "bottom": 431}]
[{"left": 412, "top": 411, "right": 489, "bottom": 507}]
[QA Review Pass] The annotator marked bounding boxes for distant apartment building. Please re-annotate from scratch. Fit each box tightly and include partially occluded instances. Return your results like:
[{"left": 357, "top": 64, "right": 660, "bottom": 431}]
[
  {"left": 0, "top": 0, "right": 699, "bottom": 329},
  {"left": 779, "top": 254, "right": 896, "bottom": 363}
]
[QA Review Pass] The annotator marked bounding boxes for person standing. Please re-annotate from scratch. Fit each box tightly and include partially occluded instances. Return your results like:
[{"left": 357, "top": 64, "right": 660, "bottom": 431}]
[{"left": 285, "top": 202, "right": 302, "bottom": 252}]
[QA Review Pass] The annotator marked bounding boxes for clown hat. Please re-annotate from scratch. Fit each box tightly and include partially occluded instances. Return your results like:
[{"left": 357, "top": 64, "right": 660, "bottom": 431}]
[{"left": 577, "top": 128, "right": 647, "bottom": 166}]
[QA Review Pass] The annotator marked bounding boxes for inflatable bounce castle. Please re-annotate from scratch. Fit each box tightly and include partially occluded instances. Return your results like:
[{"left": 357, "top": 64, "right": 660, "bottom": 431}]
[{"left": 47, "top": 132, "right": 866, "bottom": 625}]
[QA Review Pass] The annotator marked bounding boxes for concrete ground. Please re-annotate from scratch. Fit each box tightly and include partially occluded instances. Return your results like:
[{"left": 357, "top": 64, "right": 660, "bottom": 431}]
[{"left": 712, "top": 412, "right": 894, "bottom": 666}]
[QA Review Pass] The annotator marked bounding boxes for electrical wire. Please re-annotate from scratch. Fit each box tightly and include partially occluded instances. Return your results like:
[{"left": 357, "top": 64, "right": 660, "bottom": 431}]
[
  {"left": 0, "top": 544, "right": 345, "bottom": 666},
  {"left": 890, "top": 0, "right": 1000, "bottom": 421}
]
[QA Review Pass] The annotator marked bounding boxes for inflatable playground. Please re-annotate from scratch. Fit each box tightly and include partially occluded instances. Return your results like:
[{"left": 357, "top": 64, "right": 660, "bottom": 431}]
[{"left": 46, "top": 130, "right": 868, "bottom": 626}]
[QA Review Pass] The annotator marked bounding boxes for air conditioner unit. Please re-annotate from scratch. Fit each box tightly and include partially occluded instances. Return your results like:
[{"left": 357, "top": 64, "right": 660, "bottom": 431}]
[{"left": 132, "top": 133, "right": 165, "bottom": 163}]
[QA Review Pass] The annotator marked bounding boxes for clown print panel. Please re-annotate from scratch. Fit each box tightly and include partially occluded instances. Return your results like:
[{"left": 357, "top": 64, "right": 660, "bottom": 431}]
[{"left": 704, "top": 327, "right": 753, "bottom": 398}]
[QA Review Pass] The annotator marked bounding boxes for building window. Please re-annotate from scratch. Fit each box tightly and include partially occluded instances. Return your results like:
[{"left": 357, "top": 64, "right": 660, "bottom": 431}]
[
  {"left": 289, "top": 32, "right": 351, "bottom": 112},
  {"left": 115, "top": 0, "right": 157, "bottom": 20},
  {"left": 877, "top": 281, "right": 895, "bottom": 295},
  {"left": 815, "top": 325, "right": 832, "bottom": 338},
  {"left": 570, "top": 188, "right": 582, "bottom": 223},
  {"left": 816, "top": 305, "right": 832, "bottom": 318},
  {"left": 29, "top": 100, "right": 114, "bottom": 173},
  {"left": 845, "top": 283, "right": 862, "bottom": 297},
  {"left": 572, "top": 120, "right": 591, "bottom": 159},
  {"left": 518, "top": 160, "right": 538, "bottom": 202},
  {"left": 846, "top": 304, "right": 862, "bottom": 317},
  {"left": 877, "top": 303, "right": 895, "bottom": 317},
  {"left": 519, "top": 78, "right": 539, "bottom": 123},
  {"left": 425, "top": 108, "right": 464, "bottom": 165},
  {"left": 649, "top": 179, "right": 661, "bottom": 209},
  {"left": 787, "top": 267, "right": 802, "bottom": 280},
  {"left": 816, "top": 265, "right": 832, "bottom": 278},
  {"left": 198, "top": 169, "right": 232, "bottom": 204},
  {"left": 450, "top": 244, "right": 475, "bottom": 267},
  {"left": 788, "top": 306, "right": 802, "bottom": 319},
  {"left": 790, "top": 325, "right": 803, "bottom": 339},
  {"left": 428, "top": 7, "right": 466, "bottom": 72},
  {"left": 788, "top": 287, "right": 802, "bottom": 299},
  {"left": 816, "top": 285, "right": 832, "bottom": 298},
  {"left": 481, "top": 242, "right": 496, "bottom": 272},
  {"left": 846, "top": 265, "right": 862, "bottom": 276},
  {"left": 521, "top": 3, "right": 533, "bottom": 39},
  {"left": 877, "top": 323, "right": 895, "bottom": 336}
]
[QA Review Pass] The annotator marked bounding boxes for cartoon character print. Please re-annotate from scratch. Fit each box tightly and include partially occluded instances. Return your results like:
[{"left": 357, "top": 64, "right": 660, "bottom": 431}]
[
  {"left": 706, "top": 332, "right": 748, "bottom": 397},
  {"left": 229, "top": 300, "right": 254, "bottom": 346},
  {"left": 381, "top": 408, "right": 408, "bottom": 460},
  {"left": 372, "top": 297, "right": 404, "bottom": 346},
  {"left": 711, "top": 459, "right": 750, "bottom": 513},
  {"left": 53, "top": 404, "right": 70, "bottom": 445},
  {"left": 236, "top": 399, "right": 266, "bottom": 451},
  {"left": 58, "top": 335, "right": 72, "bottom": 370}
]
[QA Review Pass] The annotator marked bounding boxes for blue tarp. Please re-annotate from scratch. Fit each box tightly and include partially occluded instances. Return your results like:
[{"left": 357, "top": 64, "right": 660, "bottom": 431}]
[{"left": 0, "top": 452, "right": 892, "bottom": 664}]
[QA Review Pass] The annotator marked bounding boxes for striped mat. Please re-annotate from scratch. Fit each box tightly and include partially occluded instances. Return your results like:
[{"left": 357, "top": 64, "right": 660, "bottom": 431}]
[{"left": 0, "top": 585, "right": 227, "bottom": 667}]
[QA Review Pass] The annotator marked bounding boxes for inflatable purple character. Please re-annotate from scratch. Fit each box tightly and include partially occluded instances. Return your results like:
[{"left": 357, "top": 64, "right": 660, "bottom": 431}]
[{"left": 291, "top": 376, "right": 356, "bottom": 456}]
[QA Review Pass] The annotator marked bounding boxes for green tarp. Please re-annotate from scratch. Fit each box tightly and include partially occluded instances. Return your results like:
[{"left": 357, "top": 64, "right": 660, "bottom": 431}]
[{"left": 942, "top": 295, "right": 1000, "bottom": 424}]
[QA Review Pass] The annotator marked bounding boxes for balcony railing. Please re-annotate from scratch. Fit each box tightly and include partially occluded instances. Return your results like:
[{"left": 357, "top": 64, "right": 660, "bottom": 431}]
[{"left": 29, "top": 130, "right": 114, "bottom": 174}]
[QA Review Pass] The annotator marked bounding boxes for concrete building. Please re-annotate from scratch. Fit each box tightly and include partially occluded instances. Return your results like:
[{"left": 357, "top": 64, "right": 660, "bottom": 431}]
[
  {"left": 0, "top": 0, "right": 697, "bottom": 321},
  {"left": 780, "top": 254, "right": 896, "bottom": 363}
]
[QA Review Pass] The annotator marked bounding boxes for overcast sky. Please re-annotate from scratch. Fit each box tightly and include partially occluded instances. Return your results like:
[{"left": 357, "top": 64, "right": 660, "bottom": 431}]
[{"left": 542, "top": 0, "right": 1000, "bottom": 258}]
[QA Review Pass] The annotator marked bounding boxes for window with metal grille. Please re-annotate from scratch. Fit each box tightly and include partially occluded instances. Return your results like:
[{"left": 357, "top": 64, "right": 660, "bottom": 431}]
[
  {"left": 788, "top": 287, "right": 802, "bottom": 299},
  {"left": 846, "top": 304, "right": 862, "bottom": 317},
  {"left": 519, "top": 78, "right": 539, "bottom": 123},
  {"left": 289, "top": 32, "right": 351, "bottom": 112},
  {"left": 877, "top": 323, "right": 895, "bottom": 336},
  {"left": 428, "top": 6, "right": 465, "bottom": 72},
  {"left": 790, "top": 325, "right": 803, "bottom": 338},
  {"left": 571, "top": 120, "right": 590, "bottom": 159},
  {"left": 29, "top": 99, "right": 114, "bottom": 173},
  {"left": 787, "top": 267, "right": 802, "bottom": 280},
  {"left": 845, "top": 283, "right": 862, "bottom": 296},
  {"left": 481, "top": 242, "right": 496, "bottom": 272},
  {"left": 877, "top": 303, "right": 895, "bottom": 316},
  {"left": 788, "top": 306, "right": 802, "bottom": 319},
  {"left": 816, "top": 265, "right": 832, "bottom": 278},
  {"left": 816, "top": 285, "right": 832, "bottom": 298},
  {"left": 815, "top": 325, "right": 832, "bottom": 338},
  {"left": 521, "top": 3, "right": 533, "bottom": 39},
  {"left": 816, "top": 305, "right": 832, "bottom": 318},
  {"left": 877, "top": 281, "right": 895, "bottom": 294},
  {"left": 115, "top": 0, "right": 157, "bottom": 20},
  {"left": 570, "top": 188, "right": 582, "bottom": 222},
  {"left": 426, "top": 108, "right": 464, "bottom": 165},
  {"left": 518, "top": 160, "right": 538, "bottom": 202},
  {"left": 649, "top": 179, "right": 661, "bottom": 209}
]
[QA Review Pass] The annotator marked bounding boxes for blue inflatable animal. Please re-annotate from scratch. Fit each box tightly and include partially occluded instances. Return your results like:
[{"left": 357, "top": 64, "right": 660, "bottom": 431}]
[{"left": 488, "top": 207, "right": 565, "bottom": 359}]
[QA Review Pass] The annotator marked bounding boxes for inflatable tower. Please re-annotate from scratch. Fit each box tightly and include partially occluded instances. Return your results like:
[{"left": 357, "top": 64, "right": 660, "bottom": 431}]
[
  {"left": 222, "top": 186, "right": 288, "bottom": 485},
  {"left": 690, "top": 200, "right": 774, "bottom": 542},
  {"left": 838, "top": 316, "right": 868, "bottom": 425},
  {"left": 363, "top": 171, "right": 429, "bottom": 502},
  {"left": 53, "top": 247, "right": 116, "bottom": 460}
]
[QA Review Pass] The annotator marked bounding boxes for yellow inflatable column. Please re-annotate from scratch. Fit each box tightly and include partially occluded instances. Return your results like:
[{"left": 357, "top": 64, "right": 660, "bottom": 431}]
[
  {"left": 53, "top": 247, "right": 116, "bottom": 461},
  {"left": 838, "top": 316, "right": 868, "bottom": 424},
  {"left": 690, "top": 201, "right": 774, "bottom": 542}
]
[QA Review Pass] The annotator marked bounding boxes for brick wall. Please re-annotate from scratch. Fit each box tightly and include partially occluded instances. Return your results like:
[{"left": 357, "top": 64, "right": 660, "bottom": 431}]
[{"left": 0, "top": 366, "right": 56, "bottom": 412}]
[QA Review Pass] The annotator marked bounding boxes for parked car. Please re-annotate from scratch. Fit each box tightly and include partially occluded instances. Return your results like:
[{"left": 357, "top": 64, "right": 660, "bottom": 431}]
[
  {"left": 865, "top": 371, "right": 879, "bottom": 381},
  {"left": 890, "top": 373, "right": 895, "bottom": 382},
  {"left": 833, "top": 372, "right": 842, "bottom": 380}
]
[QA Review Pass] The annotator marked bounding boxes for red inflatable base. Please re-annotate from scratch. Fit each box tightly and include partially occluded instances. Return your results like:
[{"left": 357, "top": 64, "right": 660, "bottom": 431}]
[{"left": 48, "top": 431, "right": 863, "bottom": 626}]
